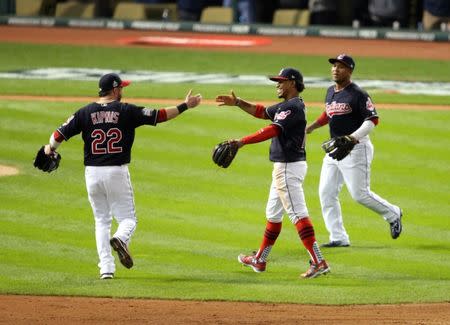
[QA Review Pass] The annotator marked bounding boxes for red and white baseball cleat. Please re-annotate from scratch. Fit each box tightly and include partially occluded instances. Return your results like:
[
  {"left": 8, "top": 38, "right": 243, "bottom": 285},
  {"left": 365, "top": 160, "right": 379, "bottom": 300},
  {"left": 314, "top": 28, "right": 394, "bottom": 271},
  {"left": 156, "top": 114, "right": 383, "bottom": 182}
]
[
  {"left": 238, "top": 254, "right": 266, "bottom": 273},
  {"left": 300, "top": 260, "right": 330, "bottom": 279}
]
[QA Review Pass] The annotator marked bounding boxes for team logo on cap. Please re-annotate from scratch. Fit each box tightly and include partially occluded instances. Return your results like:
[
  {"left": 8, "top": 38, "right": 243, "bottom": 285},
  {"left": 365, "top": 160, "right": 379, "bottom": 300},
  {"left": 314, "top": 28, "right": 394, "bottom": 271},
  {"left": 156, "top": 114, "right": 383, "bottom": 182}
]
[
  {"left": 113, "top": 80, "right": 119, "bottom": 88},
  {"left": 278, "top": 68, "right": 297, "bottom": 80},
  {"left": 336, "top": 54, "right": 354, "bottom": 68}
]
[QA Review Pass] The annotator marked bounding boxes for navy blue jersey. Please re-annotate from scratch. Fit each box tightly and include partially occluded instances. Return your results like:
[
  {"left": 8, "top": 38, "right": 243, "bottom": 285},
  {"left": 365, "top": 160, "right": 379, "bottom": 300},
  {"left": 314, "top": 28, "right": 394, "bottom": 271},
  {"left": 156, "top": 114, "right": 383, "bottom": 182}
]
[
  {"left": 325, "top": 83, "right": 378, "bottom": 138},
  {"left": 57, "top": 101, "right": 159, "bottom": 166},
  {"left": 266, "top": 97, "right": 306, "bottom": 162}
]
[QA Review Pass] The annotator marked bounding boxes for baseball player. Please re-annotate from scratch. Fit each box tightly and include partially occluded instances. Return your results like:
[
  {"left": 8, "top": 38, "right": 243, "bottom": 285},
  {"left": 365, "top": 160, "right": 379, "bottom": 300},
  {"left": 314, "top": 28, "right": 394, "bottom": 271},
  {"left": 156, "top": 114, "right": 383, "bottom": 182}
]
[
  {"left": 216, "top": 68, "right": 329, "bottom": 279},
  {"left": 41, "top": 73, "right": 202, "bottom": 279},
  {"left": 306, "top": 54, "right": 402, "bottom": 247}
]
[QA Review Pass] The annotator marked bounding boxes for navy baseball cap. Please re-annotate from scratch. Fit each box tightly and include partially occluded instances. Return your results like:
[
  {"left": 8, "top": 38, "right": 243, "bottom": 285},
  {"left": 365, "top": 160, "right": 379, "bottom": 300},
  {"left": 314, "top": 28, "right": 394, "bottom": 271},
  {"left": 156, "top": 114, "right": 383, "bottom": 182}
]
[
  {"left": 98, "top": 73, "right": 131, "bottom": 92},
  {"left": 329, "top": 54, "right": 355, "bottom": 70},
  {"left": 269, "top": 67, "right": 303, "bottom": 83}
]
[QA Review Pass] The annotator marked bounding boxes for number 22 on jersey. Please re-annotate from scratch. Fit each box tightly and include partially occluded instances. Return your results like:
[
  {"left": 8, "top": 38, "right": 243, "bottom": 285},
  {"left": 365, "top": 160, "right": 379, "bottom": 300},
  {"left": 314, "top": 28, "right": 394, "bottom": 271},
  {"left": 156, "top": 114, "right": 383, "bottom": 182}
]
[{"left": 91, "top": 128, "right": 123, "bottom": 154}]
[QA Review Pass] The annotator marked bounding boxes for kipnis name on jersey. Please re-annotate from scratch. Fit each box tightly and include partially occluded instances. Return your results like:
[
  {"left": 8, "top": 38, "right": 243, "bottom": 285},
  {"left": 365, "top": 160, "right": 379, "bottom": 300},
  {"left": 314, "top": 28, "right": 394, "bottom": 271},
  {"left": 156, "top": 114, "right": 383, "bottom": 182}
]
[{"left": 91, "top": 111, "right": 120, "bottom": 125}]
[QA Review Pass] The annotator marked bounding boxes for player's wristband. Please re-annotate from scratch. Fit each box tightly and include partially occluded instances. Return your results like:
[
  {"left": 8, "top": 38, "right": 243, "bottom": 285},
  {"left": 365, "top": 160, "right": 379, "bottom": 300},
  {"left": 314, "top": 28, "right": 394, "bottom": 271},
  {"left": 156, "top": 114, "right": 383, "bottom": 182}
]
[
  {"left": 177, "top": 103, "right": 188, "bottom": 114},
  {"left": 235, "top": 97, "right": 241, "bottom": 107}
]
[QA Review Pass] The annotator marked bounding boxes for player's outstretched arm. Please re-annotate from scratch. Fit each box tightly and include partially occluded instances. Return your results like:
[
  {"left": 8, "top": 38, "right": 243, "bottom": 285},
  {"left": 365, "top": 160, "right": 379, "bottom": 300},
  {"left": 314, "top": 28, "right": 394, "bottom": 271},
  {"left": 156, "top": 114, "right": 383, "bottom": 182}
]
[
  {"left": 163, "top": 89, "right": 202, "bottom": 121},
  {"left": 184, "top": 89, "right": 202, "bottom": 108},
  {"left": 216, "top": 90, "right": 267, "bottom": 118},
  {"left": 238, "top": 124, "right": 280, "bottom": 148},
  {"left": 215, "top": 90, "right": 239, "bottom": 107},
  {"left": 306, "top": 121, "right": 321, "bottom": 134},
  {"left": 306, "top": 111, "right": 329, "bottom": 134}
]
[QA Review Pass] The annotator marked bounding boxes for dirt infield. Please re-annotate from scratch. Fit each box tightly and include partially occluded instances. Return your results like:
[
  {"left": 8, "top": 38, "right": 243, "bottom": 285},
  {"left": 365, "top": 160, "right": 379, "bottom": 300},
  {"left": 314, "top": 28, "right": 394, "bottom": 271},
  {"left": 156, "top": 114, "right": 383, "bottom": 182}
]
[
  {"left": 1, "top": 295, "right": 449, "bottom": 324},
  {"left": 1, "top": 25, "right": 450, "bottom": 323}
]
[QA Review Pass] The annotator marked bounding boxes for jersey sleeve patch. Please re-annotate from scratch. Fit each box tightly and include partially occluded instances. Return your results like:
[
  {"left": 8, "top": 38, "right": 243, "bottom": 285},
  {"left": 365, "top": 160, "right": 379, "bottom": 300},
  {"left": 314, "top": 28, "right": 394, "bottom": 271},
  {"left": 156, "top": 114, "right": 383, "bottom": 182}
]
[
  {"left": 142, "top": 108, "right": 155, "bottom": 116},
  {"left": 366, "top": 97, "right": 375, "bottom": 111},
  {"left": 363, "top": 96, "right": 378, "bottom": 119},
  {"left": 57, "top": 113, "right": 79, "bottom": 140},
  {"left": 130, "top": 105, "right": 158, "bottom": 127},
  {"left": 274, "top": 110, "right": 291, "bottom": 121}
]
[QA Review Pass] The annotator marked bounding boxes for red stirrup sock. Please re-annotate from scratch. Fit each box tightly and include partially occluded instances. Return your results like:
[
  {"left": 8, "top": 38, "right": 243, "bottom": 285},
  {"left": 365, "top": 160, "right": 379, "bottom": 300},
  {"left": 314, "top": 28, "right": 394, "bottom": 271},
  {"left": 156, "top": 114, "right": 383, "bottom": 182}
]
[
  {"left": 295, "top": 217, "right": 324, "bottom": 264},
  {"left": 255, "top": 221, "right": 282, "bottom": 262}
]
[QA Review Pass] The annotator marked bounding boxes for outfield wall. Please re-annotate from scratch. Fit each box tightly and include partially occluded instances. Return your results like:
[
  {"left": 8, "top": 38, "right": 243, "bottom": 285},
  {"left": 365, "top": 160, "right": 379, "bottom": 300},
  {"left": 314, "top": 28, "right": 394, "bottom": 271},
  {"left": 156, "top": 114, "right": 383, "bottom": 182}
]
[{"left": 1, "top": 16, "right": 449, "bottom": 43}]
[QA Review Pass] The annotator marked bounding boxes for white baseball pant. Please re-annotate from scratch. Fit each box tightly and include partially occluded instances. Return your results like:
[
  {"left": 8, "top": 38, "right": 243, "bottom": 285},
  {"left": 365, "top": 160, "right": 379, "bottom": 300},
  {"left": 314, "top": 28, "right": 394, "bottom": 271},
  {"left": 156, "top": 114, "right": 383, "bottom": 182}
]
[
  {"left": 266, "top": 161, "right": 309, "bottom": 225},
  {"left": 85, "top": 165, "right": 137, "bottom": 275},
  {"left": 319, "top": 139, "right": 401, "bottom": 243}
]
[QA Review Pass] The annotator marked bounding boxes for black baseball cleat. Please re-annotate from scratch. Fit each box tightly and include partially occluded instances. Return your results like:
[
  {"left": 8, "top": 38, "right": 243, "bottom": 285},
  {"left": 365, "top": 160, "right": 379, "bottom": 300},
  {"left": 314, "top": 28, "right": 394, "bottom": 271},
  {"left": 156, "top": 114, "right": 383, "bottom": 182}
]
[
  {"left": 390, "top": 210, "right": 403, "bottom": 239},
  {"left": 110, "top": 237, "right": 134, "bottom": 269},
  {"left": 321, "top": 241, "right": 350, "bottom": 248}
]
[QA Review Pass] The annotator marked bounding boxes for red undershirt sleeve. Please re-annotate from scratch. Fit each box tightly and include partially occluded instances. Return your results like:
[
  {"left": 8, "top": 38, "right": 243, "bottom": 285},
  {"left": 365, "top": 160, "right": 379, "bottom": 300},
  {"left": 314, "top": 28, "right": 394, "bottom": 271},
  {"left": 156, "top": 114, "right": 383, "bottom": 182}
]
[
  {"left": 369, "top": 116, "right": 379, "bottom": 125},
  {"left": 157, "top": 109, "right": 168, "bottom": 123},
  {"left": 317, "top": 111, "right": 329, "bottom": 126},
  {"left": 53, "top": 130, "right": 64, "bottom": 142},
  {"left": 254, "top": 104, "right": 267, "bottom": 119},
  {"left": 240, "top": 124, "right": 281, "bottom": 145}
]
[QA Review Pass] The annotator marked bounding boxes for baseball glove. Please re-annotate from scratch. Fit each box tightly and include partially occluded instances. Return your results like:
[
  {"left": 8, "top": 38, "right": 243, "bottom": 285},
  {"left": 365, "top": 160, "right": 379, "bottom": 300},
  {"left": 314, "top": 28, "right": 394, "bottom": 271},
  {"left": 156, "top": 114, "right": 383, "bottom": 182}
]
[
  {"left": 33, "top": 146, "right": 61, "bottom": 173},
  {"left": 212, "top": 141, "right": 239, "bottom": 168},
  {"left": 321, "top": 135, "right": 358, "bottom": 161}
]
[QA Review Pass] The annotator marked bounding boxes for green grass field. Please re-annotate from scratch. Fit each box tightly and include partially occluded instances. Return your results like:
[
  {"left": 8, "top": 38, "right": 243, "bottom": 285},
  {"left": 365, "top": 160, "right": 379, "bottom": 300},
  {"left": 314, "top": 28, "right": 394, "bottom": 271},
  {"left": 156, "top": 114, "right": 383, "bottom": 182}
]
[{"left": 0, "top": 42, "right": 449, "bottom": 304}]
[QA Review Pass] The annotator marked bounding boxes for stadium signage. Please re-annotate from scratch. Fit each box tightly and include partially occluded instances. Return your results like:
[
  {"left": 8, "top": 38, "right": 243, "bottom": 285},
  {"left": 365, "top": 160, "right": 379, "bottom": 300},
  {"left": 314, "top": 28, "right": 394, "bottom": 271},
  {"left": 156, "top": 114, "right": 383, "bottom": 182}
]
[
  {"left": 384, "top": 31, "right": 436, "bottom": 41},
  {"left": 131, "top": 21, "right": 180, "bottom": 31},
  {"left": 255, "top": 27, "right": 307, "bottom": 36},
  {"left": 68, "top": 19, "right": 104, "bottom": 28},
  {"left": 358, "top": 30, "right": 378, "bottom": 39},
  {"left": 319, "top": 29, "right": 359, "bottom": 38},
  {"left": 1, "top": 16, "right": 448, "bottom": 42},
  {"left": 193, "top": 23, "right": 231, "bottom": 33}
]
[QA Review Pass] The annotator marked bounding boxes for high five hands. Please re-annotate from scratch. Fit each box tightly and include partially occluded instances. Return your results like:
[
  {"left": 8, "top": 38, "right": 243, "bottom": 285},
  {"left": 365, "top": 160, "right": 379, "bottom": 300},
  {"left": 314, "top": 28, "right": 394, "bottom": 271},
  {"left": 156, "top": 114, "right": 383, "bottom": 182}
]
[
  {"left": 185, "top": 89, "right": 202, "bottom": 108},
  {"left": 215, "top": 90, "right": 238, "bottom": 106}
]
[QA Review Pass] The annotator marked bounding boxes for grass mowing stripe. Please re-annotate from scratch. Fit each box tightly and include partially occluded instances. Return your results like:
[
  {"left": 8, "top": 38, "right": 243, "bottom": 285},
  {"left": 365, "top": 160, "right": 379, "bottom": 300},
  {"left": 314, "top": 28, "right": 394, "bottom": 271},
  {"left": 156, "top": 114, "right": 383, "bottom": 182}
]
[
  {"left": 1, "top": 82, "right": 450, "bottom": 105},
  {"left": 0, "top": 236, "right": 94, "bottom": 266},
  {"left": 1, "top": 43, "right": 449, "bottom": 81},
  {"left": 1, "top": 208, "right": 92, "bottom": 234}
]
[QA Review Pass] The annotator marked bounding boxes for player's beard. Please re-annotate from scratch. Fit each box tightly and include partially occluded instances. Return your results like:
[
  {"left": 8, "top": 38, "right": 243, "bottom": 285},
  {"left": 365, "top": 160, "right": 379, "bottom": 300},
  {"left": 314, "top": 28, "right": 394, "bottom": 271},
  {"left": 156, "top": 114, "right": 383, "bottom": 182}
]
[
  {"left": 333, "top": 77, "right": 342, "bottom": 85},
  {"left": 333, "top": 75, "right": 350, "bottom": 87},
  {"left": 332, "top": 69, "right": 352, "bottom": 86},
  {"left": 332, "top": 74, "right": 342, "bottom": 83},
  {"left": 117, "top": 94, "right": 122, "bottom": 102},
  {"left": 277, "top": 88, "right": 284, "bottom": 99}
]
